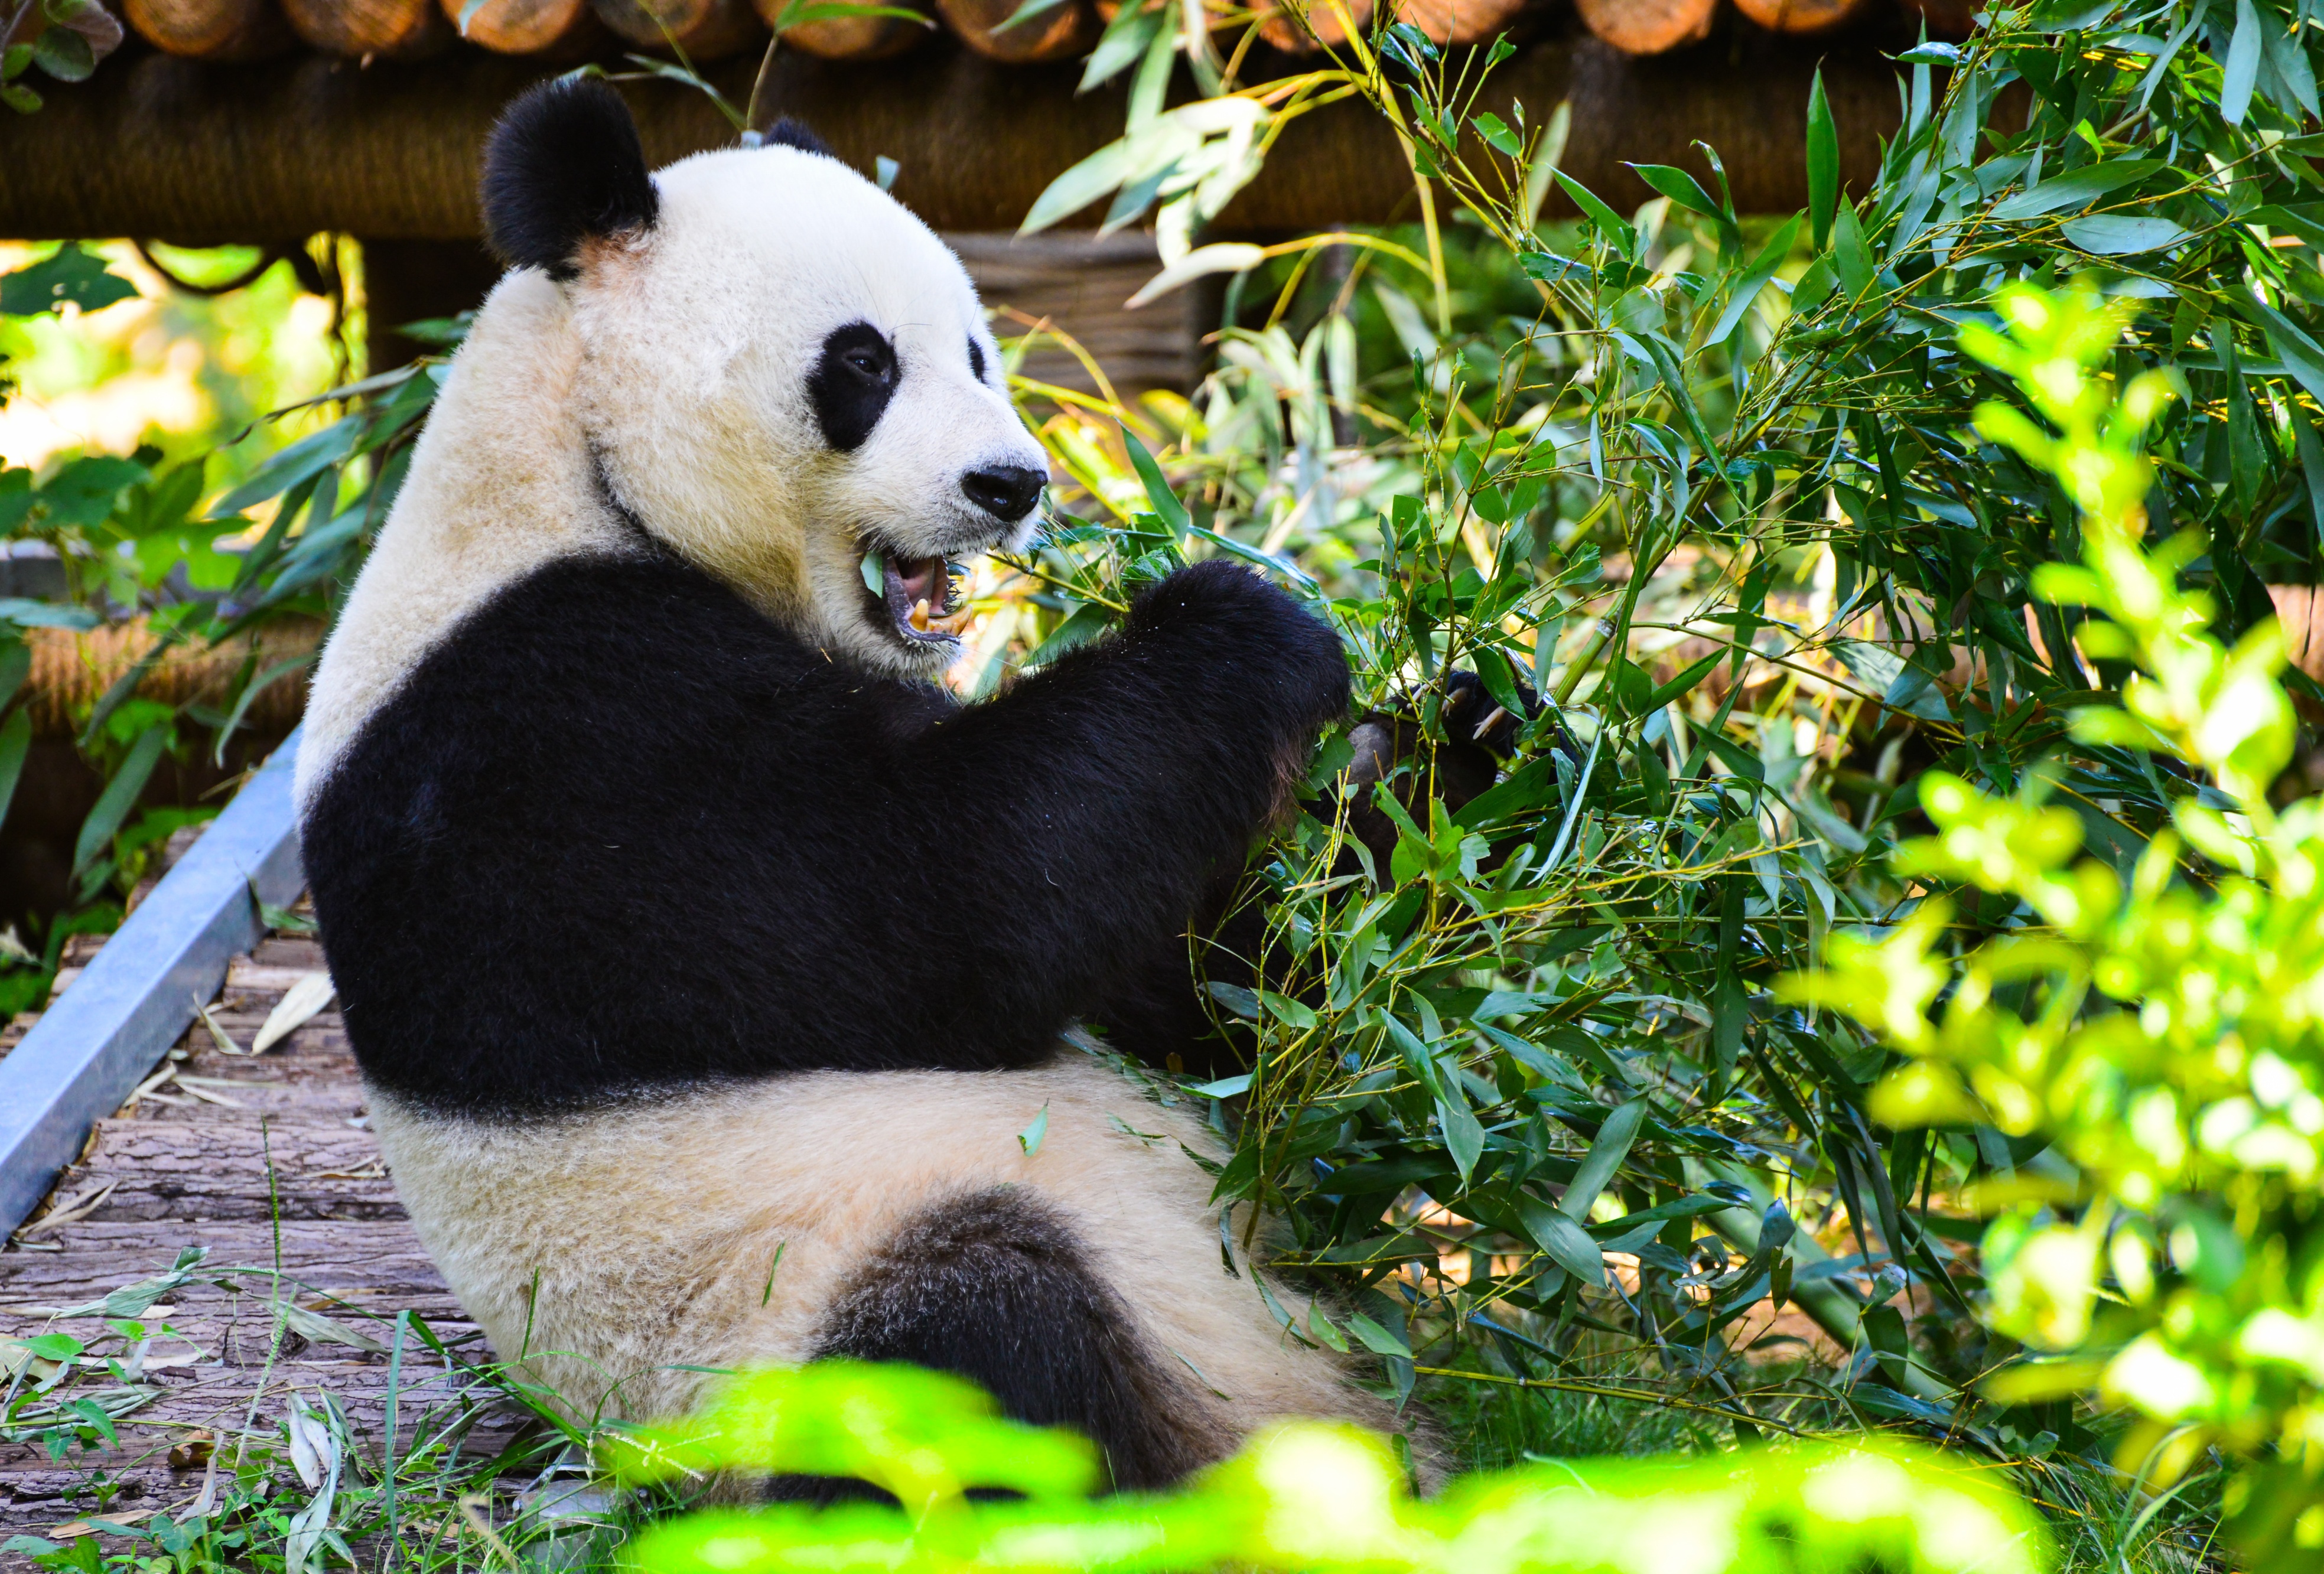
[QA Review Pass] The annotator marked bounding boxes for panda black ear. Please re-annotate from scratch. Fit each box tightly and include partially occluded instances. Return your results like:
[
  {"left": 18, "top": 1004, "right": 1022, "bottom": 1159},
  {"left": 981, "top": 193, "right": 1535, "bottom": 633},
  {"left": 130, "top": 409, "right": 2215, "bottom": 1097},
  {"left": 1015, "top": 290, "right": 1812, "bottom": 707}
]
[
  {"left": 481, "top": 79, "right": 660, "bottom": 282},
  {"left": 760, "top": 117, "right": 833, "bottom": 158}
]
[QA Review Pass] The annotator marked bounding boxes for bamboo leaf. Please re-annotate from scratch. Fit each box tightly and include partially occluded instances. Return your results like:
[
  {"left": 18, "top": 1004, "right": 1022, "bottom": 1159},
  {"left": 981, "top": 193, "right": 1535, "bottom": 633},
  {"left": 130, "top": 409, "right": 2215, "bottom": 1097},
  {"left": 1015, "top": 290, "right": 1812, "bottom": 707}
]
[
  {"left": 1438, "top": 1094, "right": 1485, "bottom": 1184},
  {"left": 1990, "top": 159, "right": 2166, "bottom": 219},
  {"left": 0, "top": 711, "right": 31, "bottom": 830},
  {"left": 1706, "top": 214, "right": 1802, "bottom": 346},
  {"left": 71, "top": 724, "right": 168, "bottom": 878},
  {"left": 1121, "top": 428, "right": 1191, "bottom": 535},
  {"left": 2222, "top": 0, "right": 2262, "bottom": 125},
  {"left": 254, "top": 972, "right": 337, "bottom": 1053},
  {"left": 1552, "top": 170, "right": 1638, "bottom": 255},
  {"left": 1519, "top": 1195, "right": 1609, "bottom": 1285},
  {"left": 1561, "top": 1097, "right": 1648, "bottom": 1220},
  {"left": 213, "top": 421, "right": 358, "bottom": 516},
  {"left": 1806, "top": 70, "right": 1838, "bottom": 249},
  {"left": 2058, "top": 215, "right": 2190, "bottom": 254},
  {"left": 1342, "top": 1312, "right": 1411, "bottom": 1357}
]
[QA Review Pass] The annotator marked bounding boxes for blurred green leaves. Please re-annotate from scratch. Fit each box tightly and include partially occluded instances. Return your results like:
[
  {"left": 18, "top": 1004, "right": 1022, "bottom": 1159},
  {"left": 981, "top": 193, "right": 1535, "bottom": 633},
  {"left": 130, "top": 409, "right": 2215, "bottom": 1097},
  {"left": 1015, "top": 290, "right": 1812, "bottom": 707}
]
[
  {"left": 0, "top": 245, "right": 135, "bottom": 316},
  {"left": 608, "top": 1363, "right": 1103, "bottom": 1512},
  {"left": 629, "top": 1364, "right": 2048, "bottom": 1574}
]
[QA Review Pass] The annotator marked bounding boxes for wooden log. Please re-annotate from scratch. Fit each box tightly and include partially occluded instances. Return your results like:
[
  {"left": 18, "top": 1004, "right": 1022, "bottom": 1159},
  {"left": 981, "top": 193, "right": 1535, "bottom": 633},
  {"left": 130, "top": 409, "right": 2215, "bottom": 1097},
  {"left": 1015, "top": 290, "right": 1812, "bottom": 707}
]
[
  {"left": 278, "top": 0, "right": 451, "bottom": 55},
  {"left": 1733, "top": 0, "right": 1869, "bottom": 34},
  {"left": 1387, "top": 0, "right": 1531, "bottom": 45},
  {"left": 769, "top": 0, "right": 930, "bottom": 60},
  {"left": 122, "top": 0, "right": 295, "bottom": 60},
  {"left": 1574, "top": 0, "right": 1711, "bottom": 54},
  {"left": 1257, "top": 0, "right": 1370, "bottom": 52},
  {"left": 0, "top": 40, "right": 1908, "bottom": 241},
  {"left": 934, "top": 0, "right": 1092, "bottom": 61},
  {"left": 1093, "top": 0, "right": 1231, "bottom": 28},
  {"left": 62, "top": 1118, "right": 403, "bottom": 1223},
  {"left": 591, "top": 0, "right": 764, "bottom": 57},
  {"left": 442, "top": 0, "right": 606, "bottom": 54}
]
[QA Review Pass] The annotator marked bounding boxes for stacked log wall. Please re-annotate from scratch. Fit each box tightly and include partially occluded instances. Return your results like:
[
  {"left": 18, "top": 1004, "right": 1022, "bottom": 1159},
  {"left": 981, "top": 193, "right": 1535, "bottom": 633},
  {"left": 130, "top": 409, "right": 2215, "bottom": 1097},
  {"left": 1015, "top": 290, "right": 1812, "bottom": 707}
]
[{"left": 0, "top": 34, "right": 1901, "bottom": 242}]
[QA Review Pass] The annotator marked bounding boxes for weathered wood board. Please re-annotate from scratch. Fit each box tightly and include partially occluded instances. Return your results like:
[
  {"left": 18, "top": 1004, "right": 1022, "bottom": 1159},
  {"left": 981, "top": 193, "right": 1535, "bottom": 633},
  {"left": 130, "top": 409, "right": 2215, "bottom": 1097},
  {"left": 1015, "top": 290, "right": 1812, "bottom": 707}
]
[{"left": 0, "top": 920, "right": 517, "bottom": 1559}]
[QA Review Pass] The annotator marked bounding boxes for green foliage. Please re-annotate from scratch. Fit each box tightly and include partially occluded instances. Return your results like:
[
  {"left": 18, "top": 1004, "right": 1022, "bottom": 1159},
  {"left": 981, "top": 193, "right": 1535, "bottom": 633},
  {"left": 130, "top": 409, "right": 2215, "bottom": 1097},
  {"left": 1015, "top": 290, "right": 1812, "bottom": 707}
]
[
  {"left": 10, "top": 0, "right": 2324, "bottom": 1557},
  {"left": 0, "top": 246, "right": 136, "bottom": 318},
  {"left": 0, "top": 244, "right": 397, "bottom": 995},
  {"left": 1783, "top": 281, "right": 2324, "bottom": 1562},
  {"left": 623, "top": 1363, "right": 2045, "bottom": 1574},
  {"left": 0, "top": 0, "right": 123, "bottom": 113},
  {"left": 995, "top": 0, "right": 2324, "bottom": 1523}
]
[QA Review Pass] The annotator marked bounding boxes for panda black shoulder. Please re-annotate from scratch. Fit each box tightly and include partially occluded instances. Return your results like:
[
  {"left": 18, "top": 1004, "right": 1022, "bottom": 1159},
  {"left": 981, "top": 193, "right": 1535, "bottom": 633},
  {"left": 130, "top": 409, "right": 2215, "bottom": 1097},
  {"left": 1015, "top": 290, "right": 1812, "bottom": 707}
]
[{"left": 481, "top": 79, "right": 659, "bottom": 281}]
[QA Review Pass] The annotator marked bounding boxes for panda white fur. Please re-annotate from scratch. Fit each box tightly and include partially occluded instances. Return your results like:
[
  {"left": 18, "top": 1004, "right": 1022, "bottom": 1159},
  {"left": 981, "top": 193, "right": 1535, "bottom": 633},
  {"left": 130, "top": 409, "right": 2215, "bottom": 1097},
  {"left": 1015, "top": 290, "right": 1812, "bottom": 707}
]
[{"left": 294, "top": 80, "right": 1401, "bottom": 1488}]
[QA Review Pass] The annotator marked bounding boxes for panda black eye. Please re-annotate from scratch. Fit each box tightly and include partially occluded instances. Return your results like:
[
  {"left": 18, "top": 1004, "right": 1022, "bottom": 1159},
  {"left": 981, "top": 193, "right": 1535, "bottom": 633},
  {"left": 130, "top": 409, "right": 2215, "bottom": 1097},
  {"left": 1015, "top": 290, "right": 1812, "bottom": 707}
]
[
  {"left": 968, "top": 337, "right": 987, "bottom": 382},
  {"left": 809, "top": 321, "right": 901, "bottom": 452}
]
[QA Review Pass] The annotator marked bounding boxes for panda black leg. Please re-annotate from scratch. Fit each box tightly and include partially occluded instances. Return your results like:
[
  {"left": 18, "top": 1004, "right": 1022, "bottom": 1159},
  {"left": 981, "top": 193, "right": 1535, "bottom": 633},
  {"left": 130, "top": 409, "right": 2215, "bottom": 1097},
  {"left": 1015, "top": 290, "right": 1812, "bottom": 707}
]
[{"left": 800, "top": 1188, "right": 1229, "bottom": 1494}]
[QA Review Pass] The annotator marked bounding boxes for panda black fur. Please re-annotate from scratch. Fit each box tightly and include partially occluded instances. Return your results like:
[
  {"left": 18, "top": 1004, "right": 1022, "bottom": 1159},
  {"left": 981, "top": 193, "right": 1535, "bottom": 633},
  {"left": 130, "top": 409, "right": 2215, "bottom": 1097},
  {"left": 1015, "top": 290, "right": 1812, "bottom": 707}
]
[{"left": 295, "top": 78, "right": 1399, "bottom": 1485}]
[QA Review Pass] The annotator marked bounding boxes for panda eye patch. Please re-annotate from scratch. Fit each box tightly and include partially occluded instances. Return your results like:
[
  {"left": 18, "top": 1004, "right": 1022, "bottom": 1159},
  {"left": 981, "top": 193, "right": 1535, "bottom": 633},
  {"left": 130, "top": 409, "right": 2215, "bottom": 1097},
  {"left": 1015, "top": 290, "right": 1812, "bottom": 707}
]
[
  {"left": 968, "top": 337, "right": 987, "bottom": 383},
  {"left": 809, "top": 321, "right": 900, "bottom": 453}
]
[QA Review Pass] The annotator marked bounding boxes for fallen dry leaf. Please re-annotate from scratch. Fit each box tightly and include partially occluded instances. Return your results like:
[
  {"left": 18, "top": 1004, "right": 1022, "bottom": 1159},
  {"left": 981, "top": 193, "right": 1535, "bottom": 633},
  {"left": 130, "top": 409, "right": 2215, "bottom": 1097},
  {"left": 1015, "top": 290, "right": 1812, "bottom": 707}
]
[{"left": 254, "top": 972, "right": 336, "bottom": 1053}]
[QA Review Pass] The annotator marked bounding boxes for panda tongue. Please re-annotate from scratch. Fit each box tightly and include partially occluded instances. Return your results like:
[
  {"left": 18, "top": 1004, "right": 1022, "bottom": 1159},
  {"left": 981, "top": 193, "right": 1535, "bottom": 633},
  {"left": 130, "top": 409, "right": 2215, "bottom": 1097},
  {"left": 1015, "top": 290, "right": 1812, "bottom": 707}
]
[
  {"left": 914, "top": 558, "right": 948, "bottom": 616},
  {"left": 888, "top": 555, "right": 948, "bottom": 631}
]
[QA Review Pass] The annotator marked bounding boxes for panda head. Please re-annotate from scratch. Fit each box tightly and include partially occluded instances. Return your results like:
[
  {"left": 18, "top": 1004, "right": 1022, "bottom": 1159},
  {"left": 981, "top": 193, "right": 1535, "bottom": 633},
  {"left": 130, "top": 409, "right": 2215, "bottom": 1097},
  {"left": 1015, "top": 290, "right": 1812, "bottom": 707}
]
[{"left": 479, "top": 79, "right": 1049, "bottom": 679}]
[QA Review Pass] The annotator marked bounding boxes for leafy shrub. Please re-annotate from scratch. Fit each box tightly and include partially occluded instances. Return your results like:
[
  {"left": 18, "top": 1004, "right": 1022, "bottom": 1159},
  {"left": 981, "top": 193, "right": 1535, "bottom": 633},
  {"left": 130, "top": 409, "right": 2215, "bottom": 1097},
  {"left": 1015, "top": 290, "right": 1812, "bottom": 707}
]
[
  {"left": 1784, "top": 279, "right": 2324, "bottom": 1566},
  {"left": 982, "top": 0, "right": 2324, "bottom": 1509}
]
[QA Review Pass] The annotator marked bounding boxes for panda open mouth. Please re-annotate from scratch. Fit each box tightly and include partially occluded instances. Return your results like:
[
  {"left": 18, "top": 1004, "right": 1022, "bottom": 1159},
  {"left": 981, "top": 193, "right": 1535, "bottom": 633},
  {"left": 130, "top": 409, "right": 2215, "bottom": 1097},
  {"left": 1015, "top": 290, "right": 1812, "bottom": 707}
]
[{"left": 864, "top": 550, "right": 968, "bottom": 646}]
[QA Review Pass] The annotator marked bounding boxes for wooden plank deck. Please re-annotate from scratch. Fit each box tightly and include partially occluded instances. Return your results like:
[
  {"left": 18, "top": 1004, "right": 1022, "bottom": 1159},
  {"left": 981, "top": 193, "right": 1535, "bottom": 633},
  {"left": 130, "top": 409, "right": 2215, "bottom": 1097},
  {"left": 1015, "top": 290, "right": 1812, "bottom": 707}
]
[{"left": 0, "top": 897, "right": 518, "bottom": 1557}]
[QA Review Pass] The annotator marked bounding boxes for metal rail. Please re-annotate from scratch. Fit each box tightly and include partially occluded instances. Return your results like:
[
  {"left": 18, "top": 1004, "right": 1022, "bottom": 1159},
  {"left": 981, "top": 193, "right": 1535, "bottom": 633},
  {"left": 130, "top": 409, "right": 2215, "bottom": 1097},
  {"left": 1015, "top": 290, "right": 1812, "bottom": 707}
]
[{"left": 0, "top": 729, "right": 304, "bottom": 1236}]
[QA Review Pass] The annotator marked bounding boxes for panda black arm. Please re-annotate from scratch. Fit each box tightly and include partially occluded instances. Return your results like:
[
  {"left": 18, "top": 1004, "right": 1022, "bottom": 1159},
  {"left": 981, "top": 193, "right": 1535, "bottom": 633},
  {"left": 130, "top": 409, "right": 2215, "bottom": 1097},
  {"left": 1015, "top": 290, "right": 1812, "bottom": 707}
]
[
  {"left": 893, "top": 560, "right": 1346, "bottom": 1038},
  {"left": 303, "top": 556, "right": 1341, "bottom": 1111}
]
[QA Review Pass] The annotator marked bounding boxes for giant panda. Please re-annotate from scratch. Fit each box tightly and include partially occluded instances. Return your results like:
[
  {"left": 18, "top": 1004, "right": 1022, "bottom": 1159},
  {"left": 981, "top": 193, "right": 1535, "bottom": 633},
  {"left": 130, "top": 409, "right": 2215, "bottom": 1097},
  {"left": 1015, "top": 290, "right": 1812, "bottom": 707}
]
[{"left": 293, "top": 78, "right": 1405, "bottom": 1489}]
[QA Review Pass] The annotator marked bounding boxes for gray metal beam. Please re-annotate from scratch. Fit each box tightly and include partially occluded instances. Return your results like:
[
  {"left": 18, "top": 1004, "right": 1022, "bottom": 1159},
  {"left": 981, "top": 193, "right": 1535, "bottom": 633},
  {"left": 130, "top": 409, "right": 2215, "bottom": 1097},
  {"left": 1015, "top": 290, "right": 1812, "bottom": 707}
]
[{"left": 0, "top": 729, "right": 304, "bottom": 1236}]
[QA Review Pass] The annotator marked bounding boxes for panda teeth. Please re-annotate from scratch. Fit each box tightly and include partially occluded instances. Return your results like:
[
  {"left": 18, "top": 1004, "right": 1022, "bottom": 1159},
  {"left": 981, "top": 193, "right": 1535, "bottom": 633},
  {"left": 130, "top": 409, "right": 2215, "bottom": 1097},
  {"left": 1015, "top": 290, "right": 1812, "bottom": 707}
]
[{"left": 874, "top": 552, "right": 967, "bottom": 643}]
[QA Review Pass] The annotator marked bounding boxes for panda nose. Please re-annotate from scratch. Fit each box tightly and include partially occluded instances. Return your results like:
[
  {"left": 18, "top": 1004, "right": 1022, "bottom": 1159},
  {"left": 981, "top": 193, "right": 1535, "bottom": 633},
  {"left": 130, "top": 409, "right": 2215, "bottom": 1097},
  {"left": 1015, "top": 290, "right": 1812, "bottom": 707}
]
[{"left": 961, "top": 464, "right": 1044, "bottom": 523}]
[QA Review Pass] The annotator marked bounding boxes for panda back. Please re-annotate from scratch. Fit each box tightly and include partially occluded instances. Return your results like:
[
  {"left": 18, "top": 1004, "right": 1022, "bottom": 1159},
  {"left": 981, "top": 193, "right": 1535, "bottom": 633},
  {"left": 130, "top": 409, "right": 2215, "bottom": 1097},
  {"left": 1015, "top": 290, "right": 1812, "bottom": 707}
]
[{"left": 298, "top": 271, "right": 634, "bottom": 811}]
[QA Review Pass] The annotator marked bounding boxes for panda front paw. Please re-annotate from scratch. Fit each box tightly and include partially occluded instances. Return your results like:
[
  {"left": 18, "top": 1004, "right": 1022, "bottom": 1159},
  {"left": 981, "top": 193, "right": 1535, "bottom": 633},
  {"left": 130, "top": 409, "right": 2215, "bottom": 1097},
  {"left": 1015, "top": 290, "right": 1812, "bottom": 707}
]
[
  {"left": 1129, "top": 560, "right": 1349, "bottom": 731},
  {"left": 1334, "top": 669, "right": 1541, "bottom": 879},
  {"left": 1439, "top": 667, "right": 1538, "bottom": 761}
]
